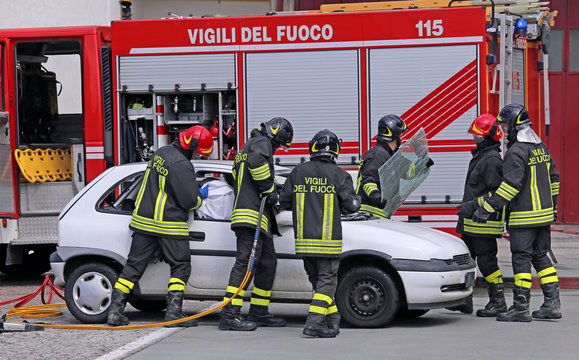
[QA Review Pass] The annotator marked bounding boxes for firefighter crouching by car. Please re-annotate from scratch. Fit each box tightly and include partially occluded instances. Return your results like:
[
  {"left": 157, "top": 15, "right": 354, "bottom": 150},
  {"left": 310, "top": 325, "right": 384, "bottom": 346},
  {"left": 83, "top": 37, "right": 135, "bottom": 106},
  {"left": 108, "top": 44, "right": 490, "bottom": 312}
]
[
  {"left": 472, "top": 104, "right": 561, "bottom": 322},
  {"left": 107, "top": 126, "right": 214, "bottom": 327},
  {"left": 280, "top": 129, "right": 361, "bottom": 338},
  {"left": 454, "top": 114, "right": 506, "bottom": 317},
  {"left": 357, "top": 115, "right": 434, "bottom": 218},
  {"left": 218, "top": 117, "right": 294, "bottom": 331}
]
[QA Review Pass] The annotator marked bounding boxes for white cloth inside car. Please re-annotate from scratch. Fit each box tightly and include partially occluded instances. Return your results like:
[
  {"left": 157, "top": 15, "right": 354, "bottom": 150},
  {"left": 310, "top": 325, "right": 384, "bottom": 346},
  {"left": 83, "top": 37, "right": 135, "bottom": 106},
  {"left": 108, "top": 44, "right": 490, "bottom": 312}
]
[{"left": 196, "top": 178, "right": 235, "bottom": 220}]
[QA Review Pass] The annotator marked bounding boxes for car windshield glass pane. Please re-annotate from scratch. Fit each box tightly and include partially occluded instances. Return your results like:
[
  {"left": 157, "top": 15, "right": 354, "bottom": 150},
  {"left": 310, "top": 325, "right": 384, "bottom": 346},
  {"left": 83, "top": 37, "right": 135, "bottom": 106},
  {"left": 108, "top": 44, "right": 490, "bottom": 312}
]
[{"left": 97, "top": 172, "right": 144, "bottom": 214}]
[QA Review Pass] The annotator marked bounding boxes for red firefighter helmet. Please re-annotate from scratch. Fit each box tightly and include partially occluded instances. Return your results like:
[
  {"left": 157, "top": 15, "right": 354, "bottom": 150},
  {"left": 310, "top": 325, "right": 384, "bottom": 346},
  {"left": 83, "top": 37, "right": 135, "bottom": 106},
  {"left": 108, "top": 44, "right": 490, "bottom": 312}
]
[
  {"left": 179, "top": 126, "right": 214, "bottom": 156},
  {"left": 468, "top": 114, "right": 503, "bottom": 141}
]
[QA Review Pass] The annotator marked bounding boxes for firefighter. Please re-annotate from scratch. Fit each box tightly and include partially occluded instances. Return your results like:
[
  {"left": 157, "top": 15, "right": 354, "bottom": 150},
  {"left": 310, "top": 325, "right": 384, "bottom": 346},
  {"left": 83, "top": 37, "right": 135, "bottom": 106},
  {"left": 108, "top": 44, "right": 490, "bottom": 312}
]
[
  {"left": 218, "top": 117, "right": 294, "bottom": 331},
  {"left": 107, "top": 125, "right": 214, "bottom": 327},
  {"left": 357, "top": 115, "right": 433, "bottom": 218},
  {"left": 279, "top": 129, "right": 361, "bottom": 338},
  {"left": 454, "top": 114, "right": 506, "bottom": 317},
  {"left": 472, "top": 104, "right": 561, "bottom": 322}
]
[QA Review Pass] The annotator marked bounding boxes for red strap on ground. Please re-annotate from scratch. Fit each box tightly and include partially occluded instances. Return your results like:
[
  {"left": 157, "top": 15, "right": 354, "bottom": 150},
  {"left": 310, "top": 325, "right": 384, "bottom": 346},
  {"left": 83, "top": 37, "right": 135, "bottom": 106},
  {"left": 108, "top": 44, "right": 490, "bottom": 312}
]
[
  {"left": 0, "top": 274, "right": 65, "bottom": 307},
  {"left": 552, "top": 228, "right": 579, "bottom": 236}
]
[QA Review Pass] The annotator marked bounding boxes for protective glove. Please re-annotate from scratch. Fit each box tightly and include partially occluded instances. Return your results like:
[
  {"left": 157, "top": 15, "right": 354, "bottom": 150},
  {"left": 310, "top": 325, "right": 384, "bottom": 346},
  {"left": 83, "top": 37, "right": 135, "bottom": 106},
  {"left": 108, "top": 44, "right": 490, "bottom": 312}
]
[
  {"left": 456, "top": 200, "right": 477, "bottom": 218},
  {"left": 553, "top": 207, "right": 558, "bottom": 222},
  {"left": 426, "top": 158, "right": 434, "bottom": 168},
  {"left": 472, "top": 206, "right": 491, "bottom": 224},
  {"left": 199, "top": 184, "right": 209, "bottom": 199},
  {"left": 369, "top": 191, "right": 387, "bottom": 209},
  {"left": 265, "top": 191, "right": 279, "bottom": 208}
]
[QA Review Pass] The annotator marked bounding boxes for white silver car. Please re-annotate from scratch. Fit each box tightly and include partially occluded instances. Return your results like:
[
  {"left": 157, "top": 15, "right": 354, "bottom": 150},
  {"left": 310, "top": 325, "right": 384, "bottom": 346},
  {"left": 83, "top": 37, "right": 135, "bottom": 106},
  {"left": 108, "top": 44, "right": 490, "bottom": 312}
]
[{"left": 50, "top": 161, "right": 475, "bottom": 328}]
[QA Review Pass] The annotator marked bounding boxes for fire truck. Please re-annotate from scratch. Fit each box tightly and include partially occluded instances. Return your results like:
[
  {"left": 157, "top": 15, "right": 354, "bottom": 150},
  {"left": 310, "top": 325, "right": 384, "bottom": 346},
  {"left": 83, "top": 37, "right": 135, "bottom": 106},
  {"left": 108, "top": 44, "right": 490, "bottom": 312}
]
[{"left": 0, "top": 1, "right": 555, "bottom": 274}]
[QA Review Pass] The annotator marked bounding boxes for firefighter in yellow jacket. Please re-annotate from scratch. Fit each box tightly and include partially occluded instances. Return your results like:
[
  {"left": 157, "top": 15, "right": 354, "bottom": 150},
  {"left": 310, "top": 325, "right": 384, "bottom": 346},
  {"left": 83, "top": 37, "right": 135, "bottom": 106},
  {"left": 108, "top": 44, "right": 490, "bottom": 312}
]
[
  {"left": 280, "top": 129, "right": 361, "bottom": 338},
  {"left": 107, "top": 126, "right": 214, "bottom": 327},
  {"left": 472, "top": 104, "right": 561, "bottom": 322},
  {"left": 218, "top": 117, "right": 293, "bottom": 331}
]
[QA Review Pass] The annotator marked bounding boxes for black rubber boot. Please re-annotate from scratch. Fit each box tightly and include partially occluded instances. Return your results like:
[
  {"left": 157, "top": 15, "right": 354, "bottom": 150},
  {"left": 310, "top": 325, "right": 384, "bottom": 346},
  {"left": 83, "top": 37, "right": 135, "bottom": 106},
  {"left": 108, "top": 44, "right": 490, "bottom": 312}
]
[
  {"left": 497, "top": 286, "right": 532, "bottom": 322},
  {"left": 446, "top": 294, "right": 473, "bottom": 314},
  {"left": 164, "top": 291, "right": 198, "bottom": 327},
  {"left": 303, "top": 314, "right": 338, "bottom": 338},
  {"left": 247, "top": 309, "right": 286, "bottom": 327},
  {"left": 107, "top": 289, "right": 129, "bottom": 326},
  {"left": 325, "top": 312, "right": 341, "bottom": 334},
  {"left": 476, "top": 283, "right": 507, "bottom": 317},
  {"left": 218, "top": 314, "right": 258, "bottom": 331},
  {"left": 532, "top": 282, "right": 562, "bottom": 319}
]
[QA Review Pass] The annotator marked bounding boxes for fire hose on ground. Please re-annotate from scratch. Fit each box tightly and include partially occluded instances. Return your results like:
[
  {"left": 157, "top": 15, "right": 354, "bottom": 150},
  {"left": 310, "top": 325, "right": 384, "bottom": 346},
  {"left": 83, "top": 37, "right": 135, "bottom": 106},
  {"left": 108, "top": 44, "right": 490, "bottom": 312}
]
[{"left": 0, "top": 197, "right": 269, "bottom": 332}]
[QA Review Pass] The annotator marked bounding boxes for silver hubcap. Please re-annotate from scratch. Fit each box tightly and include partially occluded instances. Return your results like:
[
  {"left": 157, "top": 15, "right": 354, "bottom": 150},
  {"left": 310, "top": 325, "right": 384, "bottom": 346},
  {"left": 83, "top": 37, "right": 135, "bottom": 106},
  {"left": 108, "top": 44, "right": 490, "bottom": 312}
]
[{"left": 72, "top": 271, "right": 112, "bottom": 315}]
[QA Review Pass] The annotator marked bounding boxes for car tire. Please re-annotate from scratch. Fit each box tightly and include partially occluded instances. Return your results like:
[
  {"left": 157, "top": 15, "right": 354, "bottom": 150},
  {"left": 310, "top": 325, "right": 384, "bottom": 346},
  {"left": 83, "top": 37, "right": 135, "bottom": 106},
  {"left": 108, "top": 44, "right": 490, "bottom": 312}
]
[
  {"left": 397, "top": 308, "right": 429, "bottom": 319},
  {"left": 336, "top": 266, "right": 399, "bottom": 328},
  {"left": 129, "top": 298, "right": 166, "bottom": 312},
  {"left": 65, "top": 262, "right": 119, "bottom": 323}
]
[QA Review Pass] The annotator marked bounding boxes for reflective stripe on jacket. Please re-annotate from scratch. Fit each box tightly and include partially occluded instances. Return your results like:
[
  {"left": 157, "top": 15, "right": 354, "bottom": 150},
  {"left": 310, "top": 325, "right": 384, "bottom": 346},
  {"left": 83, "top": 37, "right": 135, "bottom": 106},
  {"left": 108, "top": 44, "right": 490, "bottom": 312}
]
[
  {"left": 130, "top": 143, "right": 202, "bottom": 239},
  {"left": 280, "top": 158, "right": 359, "bottom": 257}
]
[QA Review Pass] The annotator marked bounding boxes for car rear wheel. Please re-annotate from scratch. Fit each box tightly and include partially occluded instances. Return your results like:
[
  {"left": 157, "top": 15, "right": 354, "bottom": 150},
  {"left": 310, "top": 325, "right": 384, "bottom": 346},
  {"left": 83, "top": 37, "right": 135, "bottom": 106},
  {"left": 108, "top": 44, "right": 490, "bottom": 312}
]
[
  {"left": 65, "top": 262, "right": 119, "bottom": 323},
  {"left": 336, "top": 266, "right": 399, "bottom": 328}
]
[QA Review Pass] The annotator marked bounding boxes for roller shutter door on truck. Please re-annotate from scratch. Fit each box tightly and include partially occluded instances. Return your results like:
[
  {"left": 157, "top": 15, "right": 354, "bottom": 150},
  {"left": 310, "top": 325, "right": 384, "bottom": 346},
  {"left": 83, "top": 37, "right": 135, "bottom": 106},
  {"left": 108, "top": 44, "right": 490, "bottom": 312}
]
[
  {"left": 368, "top": 45, "right": 479, "bottom": 203},
  {"left": 244, "top": 50, "right": 360, "bottom": 165},
  {"left": 118, "top": 54, "right": 236, "bottom": 91}
]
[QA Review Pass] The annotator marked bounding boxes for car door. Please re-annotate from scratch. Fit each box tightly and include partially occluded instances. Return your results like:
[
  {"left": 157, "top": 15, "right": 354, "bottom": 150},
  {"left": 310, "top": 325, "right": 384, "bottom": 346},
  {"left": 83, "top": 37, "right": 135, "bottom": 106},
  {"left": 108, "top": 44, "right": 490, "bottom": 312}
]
[{"left": 185, "top": 172, "right": 311, "bottom": 300}]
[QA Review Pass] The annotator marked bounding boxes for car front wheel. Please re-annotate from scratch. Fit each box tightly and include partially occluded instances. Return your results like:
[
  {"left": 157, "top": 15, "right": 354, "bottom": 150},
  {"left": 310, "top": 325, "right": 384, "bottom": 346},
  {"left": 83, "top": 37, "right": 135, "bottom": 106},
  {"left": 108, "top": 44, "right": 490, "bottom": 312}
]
[
  {"left": 336, "top": 266, "right": 400, "bottom": 328},
  {"left": 65, "top": 262, "right": 119, "bottom": 323}
]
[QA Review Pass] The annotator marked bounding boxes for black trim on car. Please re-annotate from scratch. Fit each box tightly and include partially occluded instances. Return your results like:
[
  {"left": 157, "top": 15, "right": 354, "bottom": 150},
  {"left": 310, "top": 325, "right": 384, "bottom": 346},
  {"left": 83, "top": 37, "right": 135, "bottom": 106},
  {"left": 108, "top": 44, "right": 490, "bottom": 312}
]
[
  {"left": 56, "top": 246, "right": 127, "bottom": 266},
  {"left": 390, "top": 257, "right": 476, "bottom": 272},
  {"left": 189, "top": 249, "right": 302, "bottom": 260},
  {"left": 407, "top": 298, "right": 467, "bottom": 310},
  {"left": 341, "top": 249, "right": 392, "bottom": 262}
]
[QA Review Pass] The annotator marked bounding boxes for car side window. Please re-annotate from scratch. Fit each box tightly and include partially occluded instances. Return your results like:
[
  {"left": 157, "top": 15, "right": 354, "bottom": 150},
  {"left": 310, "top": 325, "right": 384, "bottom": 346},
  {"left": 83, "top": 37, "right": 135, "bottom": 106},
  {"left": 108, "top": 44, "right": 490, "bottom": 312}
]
[
  {"left": 97, "top": 172, "right": 145, "bottom": 214},
  {"left": 195, "top": 171, "right": 235, "bottom": 221}
]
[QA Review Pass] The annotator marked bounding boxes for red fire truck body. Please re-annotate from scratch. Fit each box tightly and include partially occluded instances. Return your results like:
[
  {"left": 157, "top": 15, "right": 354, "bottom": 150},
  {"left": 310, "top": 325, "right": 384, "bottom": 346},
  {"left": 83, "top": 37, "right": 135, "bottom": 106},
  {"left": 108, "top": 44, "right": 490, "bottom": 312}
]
[{"left": 0, "top": 6, "right": 547, "bottom": 273}]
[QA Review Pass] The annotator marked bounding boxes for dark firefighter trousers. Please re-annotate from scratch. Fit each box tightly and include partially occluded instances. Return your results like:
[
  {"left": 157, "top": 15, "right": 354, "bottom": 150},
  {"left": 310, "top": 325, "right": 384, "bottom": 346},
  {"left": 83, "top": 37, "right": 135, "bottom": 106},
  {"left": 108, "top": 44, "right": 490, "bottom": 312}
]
[
  {"left": 222, "top": 228, "right": 277, "bottom": 318},
  {"left": 461, "top": 234, "right": 500, "bottom": 278},
  {"left": 303, "top": 257, "right": 340, "bottom": 326},
  {"left": 509, "top": 226, "right": 556, "bottom": 287},
  {"left": 119, "top": 232, "right": 191, "bottom": 290}
]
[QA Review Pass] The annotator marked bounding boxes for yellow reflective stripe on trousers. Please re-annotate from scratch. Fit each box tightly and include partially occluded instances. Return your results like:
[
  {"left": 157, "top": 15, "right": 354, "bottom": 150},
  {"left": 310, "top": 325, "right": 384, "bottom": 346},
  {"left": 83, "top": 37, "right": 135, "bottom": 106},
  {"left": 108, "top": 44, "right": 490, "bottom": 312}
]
[
  {"left": 308, "top": 305, "right": 327, "bottom": 315},
  {"left": 115, "top": 277, "right": 134, "bottom": 294},
  {"left": 250, "top": 298, "right": 270, "bottom": 306},
  {"left": 538, "top": 266, "right": 559, "bottom": 284},
  {"left": 485, "top": 270, "right": 503, "bottom": 284},
  {"left": 514, "top": 273, "right": 533, "bottom": 288},
  {"left": 322, "top": 193, "right": 334, "bottom": 240},
  {"left": 313, "top": 293, "right": 333, "bottom": 305},
  {"left": 296, "top": 193, "right": 305, "bottom": 239},
  {"left": 530, "top": 166, "right": 541, "bottom": 211},
  {"left": 133, "top": 167, "right": 151, "bottom": 213},
  {"left": 168, "top": 277, "right": 186, "bottom": 292},
  {"left": 223, "top": 297, "right": 244, "bottom": 306},
  {"left": 226, "top": 286, "right": 246, "bottom": 297},
  {"left": 252, "top": 287, "right": 271, "bottom": 298},
  {"left": 326, "top": 305, "right": 338, "bottom": 314}
]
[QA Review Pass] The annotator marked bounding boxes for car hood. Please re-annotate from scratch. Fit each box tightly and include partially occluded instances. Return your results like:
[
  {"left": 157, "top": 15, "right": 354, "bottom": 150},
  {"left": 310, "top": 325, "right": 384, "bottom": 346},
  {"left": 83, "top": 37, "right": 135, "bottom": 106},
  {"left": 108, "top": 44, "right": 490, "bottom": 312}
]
[{"left": 342, "top": 218, "right": 468, "bottom": 261}]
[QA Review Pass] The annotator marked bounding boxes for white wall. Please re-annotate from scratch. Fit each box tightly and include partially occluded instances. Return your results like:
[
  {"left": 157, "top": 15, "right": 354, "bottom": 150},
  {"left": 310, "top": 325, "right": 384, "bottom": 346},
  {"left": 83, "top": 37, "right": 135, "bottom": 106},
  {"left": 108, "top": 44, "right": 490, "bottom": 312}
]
[{"left": 0, "top": 0, "right": 119, "bottom": 28}]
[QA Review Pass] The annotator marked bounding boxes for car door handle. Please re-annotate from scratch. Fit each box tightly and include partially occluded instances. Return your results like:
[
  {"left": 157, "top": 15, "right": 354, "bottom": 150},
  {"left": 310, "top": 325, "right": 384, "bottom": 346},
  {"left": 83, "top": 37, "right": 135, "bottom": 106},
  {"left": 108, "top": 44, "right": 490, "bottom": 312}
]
[{"left": 189, "top": 231, "right": 205, "bottom": 242}]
